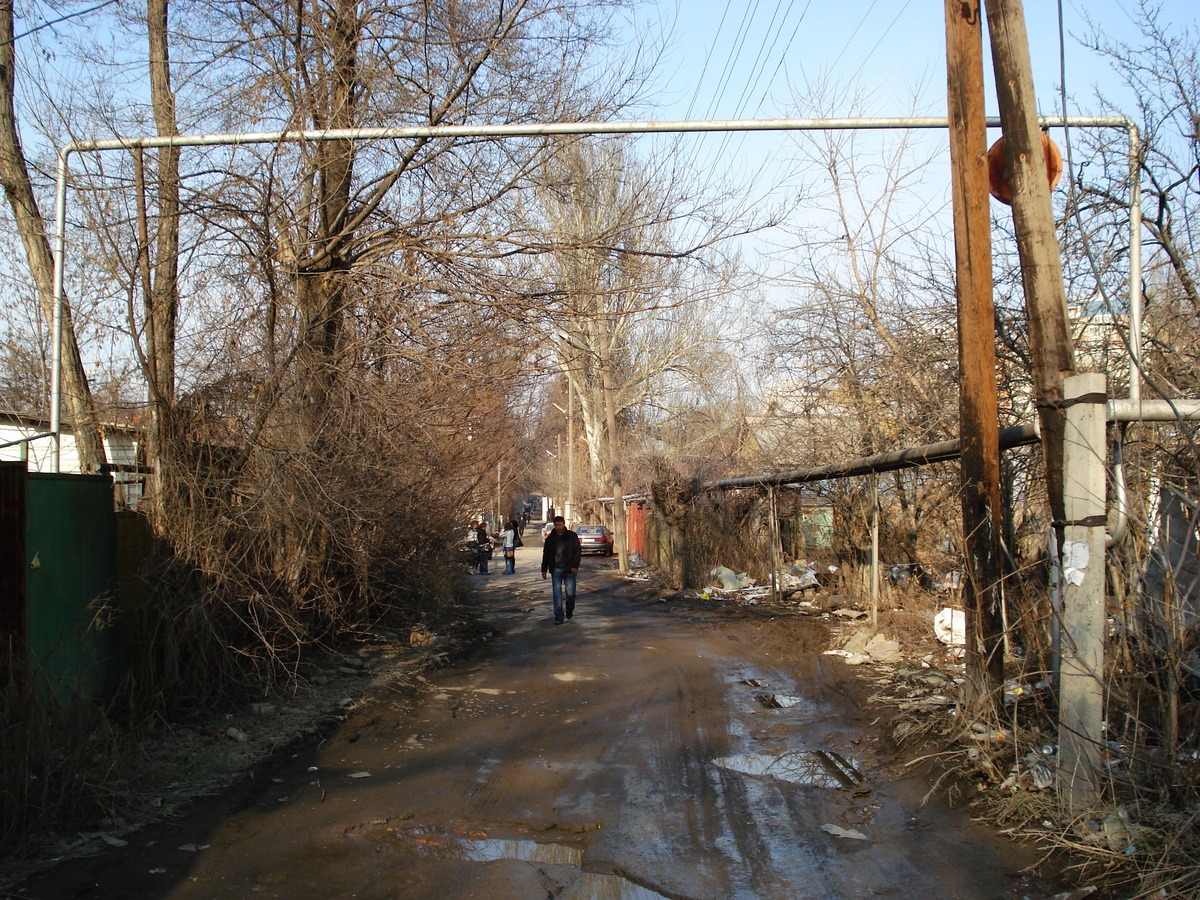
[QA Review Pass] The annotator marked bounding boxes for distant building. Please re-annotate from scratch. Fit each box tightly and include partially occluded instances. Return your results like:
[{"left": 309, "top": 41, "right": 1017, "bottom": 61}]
[
  {"left": 1069, "top": 296, "right": 1129, "bottom": 378},
  {"left": 0, "top": 411, "right": 143, "bottom": 509}
]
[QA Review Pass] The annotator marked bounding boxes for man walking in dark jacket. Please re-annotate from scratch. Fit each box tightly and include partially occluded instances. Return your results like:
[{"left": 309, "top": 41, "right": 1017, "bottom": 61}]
[{"left": 541, "top": 516, "right": 582, "bottom": 624}]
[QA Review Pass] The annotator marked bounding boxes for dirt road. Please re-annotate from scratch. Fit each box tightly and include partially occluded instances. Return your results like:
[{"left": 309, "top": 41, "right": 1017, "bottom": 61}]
[{"left": 15, "top": 542, "right": 1054, "bottom": 899}]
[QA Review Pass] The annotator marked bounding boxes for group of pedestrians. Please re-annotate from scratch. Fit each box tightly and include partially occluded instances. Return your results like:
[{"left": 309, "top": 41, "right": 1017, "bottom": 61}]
[
  {"left": 464, "top": 515, "right": 582, "bottom": 626},
  {"left": 466, "top": 520, "right": 524, "bottom": 575}
]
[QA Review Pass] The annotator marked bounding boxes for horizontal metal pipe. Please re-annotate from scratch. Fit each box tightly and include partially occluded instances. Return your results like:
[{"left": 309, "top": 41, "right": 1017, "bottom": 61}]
[
  {"left": 49, "top": 113, "right": 1135, "bottom": 472},
  {"left": 1108, "top": 399, "right": 1200, "bottom": 422},
  {"left": 705, "top": 398, "right": 1200, "bottom": 492},
  {"left": 0, "top": 431, "right": 54, "bottom": 451},
  {"left": 60, "top": 115, "right": 1130, "bottom": 155},
  {"left": 707, "top": 424, "right": 1041, "bottom": 491}
]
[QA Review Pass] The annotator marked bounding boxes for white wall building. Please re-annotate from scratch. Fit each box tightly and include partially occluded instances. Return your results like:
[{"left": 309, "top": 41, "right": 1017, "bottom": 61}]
[{"left": 0, "top": 412, "right": 143, "bottom": 509}]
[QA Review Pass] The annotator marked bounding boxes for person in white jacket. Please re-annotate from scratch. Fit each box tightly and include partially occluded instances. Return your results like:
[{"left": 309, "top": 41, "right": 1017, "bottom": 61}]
[{"left": 496, "top": 519, "right": 521, "bottom": 574}]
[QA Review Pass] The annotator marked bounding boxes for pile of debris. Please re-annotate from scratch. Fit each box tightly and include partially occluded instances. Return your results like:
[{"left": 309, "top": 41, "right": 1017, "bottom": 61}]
[{"left": 657, "top": 562, "right": 842, "bottom": 608}]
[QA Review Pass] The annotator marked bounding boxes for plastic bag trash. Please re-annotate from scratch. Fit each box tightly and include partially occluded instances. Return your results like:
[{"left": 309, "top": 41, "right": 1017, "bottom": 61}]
[
  {"left": 820, "top": 823, "right": 869, "bottom": 840},
  {"left": 737, "top": 572, "right": 756, "bottom": 587},
  {"left": 776, "top": 568, "right": 819, "bottom": 590},
  {"left": 865, "top": 635, "right": 903, "bottom": 663},
  {"left": 627, "top": 552, "right": 648, "bottom": 568},
  {"left": 823, "top": 649, "right": 868, "bottom": 665},
  {"left": 708, "top": 566, "right": 742, "bottom": 591},
  {"left": 1022, "top": 752, "right": 1055, "bottom": 790},
  {"left": 934, "top": 607, "right": 966, "bottom": 646}
]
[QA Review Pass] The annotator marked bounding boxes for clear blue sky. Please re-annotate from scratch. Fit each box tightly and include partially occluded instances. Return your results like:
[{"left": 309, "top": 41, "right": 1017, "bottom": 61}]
[
  {"left": 615, "top": 1, "right": 1196, "bottom": 291},
  {"left": 632, "top": 0, "right": 1195, "bottom": 122},
  {"left": 617, "top": 1, "right": 1197, "bottom": 197}
]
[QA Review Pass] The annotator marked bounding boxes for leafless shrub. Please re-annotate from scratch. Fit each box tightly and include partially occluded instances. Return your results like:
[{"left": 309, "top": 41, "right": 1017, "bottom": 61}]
[{"left": 0, "top": 660, "right": 132, "bottom": 857}]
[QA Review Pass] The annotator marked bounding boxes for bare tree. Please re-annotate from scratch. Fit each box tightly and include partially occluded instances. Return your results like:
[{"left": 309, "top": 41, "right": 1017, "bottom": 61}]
[
  {"left": 529, "top": 137, "right": 746, "bottom": 569},
  {"left": 0, "top": 0, "right": 104, "bottom": 468}
]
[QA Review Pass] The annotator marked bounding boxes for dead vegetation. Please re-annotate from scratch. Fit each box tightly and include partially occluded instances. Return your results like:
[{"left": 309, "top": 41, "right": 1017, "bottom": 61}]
[
  {"left": 0, "top": 613, "right": 485, "bottom": 889},
  {"left": 858, "top": 577, "right": 1200, "bottom": 900}
]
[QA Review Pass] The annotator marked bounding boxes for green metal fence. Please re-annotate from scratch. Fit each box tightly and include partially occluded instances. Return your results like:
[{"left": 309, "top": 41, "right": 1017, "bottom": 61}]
[{"left": 20, "top": 472, "right": 119, "bottom": 703}]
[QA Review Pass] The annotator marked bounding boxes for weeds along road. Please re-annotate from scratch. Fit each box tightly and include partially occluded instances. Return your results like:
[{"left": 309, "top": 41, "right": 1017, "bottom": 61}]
[{"left": 20, "top": 542, "right": 1051, "bottom": 900}]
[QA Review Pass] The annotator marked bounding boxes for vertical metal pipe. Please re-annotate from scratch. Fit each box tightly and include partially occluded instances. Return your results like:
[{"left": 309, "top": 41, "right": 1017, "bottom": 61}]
[
  {"left": 1127, "top": 123, "right": 1143, "bottom": 405},
  {"left": 50, "top": 149, "right": 72, "bottom": 473},
  {"left": 870, "top": 473, "right": 880, "bottom": 630},
  {"left": 566, "top": 372, "right": 575, "bottom": 525},
  {"left": 768, "top": 486, "right": 780, "bottom": 603}
]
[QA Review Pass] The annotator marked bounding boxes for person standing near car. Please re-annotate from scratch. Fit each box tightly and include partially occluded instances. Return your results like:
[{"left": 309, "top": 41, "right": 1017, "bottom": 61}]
[
  {"left": 474, "top": 522, "right": 492, "bottom": 575},
  {"left": 541, "top": 515, "right": 581, "bottom": 624}
]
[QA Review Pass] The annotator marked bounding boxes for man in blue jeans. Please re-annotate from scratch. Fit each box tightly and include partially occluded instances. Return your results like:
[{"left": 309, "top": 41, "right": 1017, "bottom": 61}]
[{"left": 541, "top": 516, "right": 582, "bottom": 624}]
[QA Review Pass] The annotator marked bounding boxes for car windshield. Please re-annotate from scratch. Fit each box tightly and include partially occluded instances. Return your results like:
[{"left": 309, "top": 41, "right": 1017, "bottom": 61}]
[{"left": 577, "top": 526, "right": 605, "bottom": 535}]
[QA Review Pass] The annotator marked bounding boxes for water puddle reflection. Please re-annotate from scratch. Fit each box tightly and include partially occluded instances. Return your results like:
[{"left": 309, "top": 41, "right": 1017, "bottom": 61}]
[
  {"left": 754, "top": 693, "right": 806, "bottom": 709},
  {"left": 382, "top": 829, "right": 671, "bottom": 899},
  {"left": 562, "top": 873, "right": 672, "bottom": 899},
  {"left": 402, "top": 833, "right": 582, "bottom": 864},
  {"left": 714, "top": 749, "right": 864, "bottom": 789}
]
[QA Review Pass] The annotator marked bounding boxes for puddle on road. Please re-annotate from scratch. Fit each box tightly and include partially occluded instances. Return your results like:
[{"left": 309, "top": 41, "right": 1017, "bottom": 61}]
[
  {"left": 714, "top": 749, "right": 864, "bottom": 789},
  {"left": 754, "top": 693, "right": 806, "bottom": 709},
  {"left": 380, "top": 829, "right": 671, "bottom": 899},
  {"left": 562, "top": 873, "right": 672, "bottom": 899},
  {"left": 731, "top": 673, "right": 817, "bottom": 717},
  {"left": 400, "top": 833, "right": 582, "bottom": 864}
]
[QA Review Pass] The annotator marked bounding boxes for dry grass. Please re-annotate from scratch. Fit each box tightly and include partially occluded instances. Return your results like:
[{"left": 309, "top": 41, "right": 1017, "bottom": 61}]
[{"left": 863, "top": 632, "right": 1200, "bottom": 899}]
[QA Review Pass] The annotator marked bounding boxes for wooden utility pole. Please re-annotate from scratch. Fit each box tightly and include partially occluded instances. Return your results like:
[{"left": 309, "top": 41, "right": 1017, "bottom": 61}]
[
  {"left": 946, "top": 0, "right": 1006, "bottom": 709},
  {"left": 982, "top": 0, "right": 1076, "bottom": 529}
]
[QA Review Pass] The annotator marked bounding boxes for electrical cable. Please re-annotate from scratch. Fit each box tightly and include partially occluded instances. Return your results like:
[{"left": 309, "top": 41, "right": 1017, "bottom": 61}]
[
  {"left": 683, "top": 1, "right": 736, "bottom": 122},
  {"left": 708, "top": 0, "right": 797, "bottom": 174},
  {"left": 845, "top": 0, "right": 913, "bottom": 87},
  {"left": 702, "top": 0, "right": 763, "bottom": 122},
  {"left": 8, "top": 0, "right": 122, "bottom": 43},
  {"left": 728, "top": 0, "right": 794, "bottom": 121},
  {"left": 709, "top": 1, "right": 810, "bottom": 191},
  {"left": 752, "top": 0, "right": 812, "bottom": 119},
  {"left": 828, "top": 0, "right": 880, "bottom": 76}
]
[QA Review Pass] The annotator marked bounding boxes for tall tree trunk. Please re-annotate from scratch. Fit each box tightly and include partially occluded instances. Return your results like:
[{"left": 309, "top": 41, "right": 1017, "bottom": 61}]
[
  {"left": 0, "top": 0, "right": 104, "bottom": 470},
  {"left": 598, "top": 314, "right": 628, "bottom": 574},
  {"left": 296, "top": 0, "right": 357, "bottom": 438},
  {"left": 142, "top": 0, "right": 181, "bottom": 521}
]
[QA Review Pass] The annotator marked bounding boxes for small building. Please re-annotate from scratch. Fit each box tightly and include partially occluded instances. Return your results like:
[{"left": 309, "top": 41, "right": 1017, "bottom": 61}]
[{"left": 0, "top": 411, "right": 143, "bottom": 509}]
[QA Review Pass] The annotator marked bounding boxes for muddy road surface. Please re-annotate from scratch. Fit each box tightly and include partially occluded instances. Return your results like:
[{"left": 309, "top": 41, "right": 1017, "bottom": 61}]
[{"left": 17, "top": 545, "right": 1052, "bottom": 900}]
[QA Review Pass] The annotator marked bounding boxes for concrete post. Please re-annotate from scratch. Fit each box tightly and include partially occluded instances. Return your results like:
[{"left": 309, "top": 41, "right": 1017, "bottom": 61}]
[{"left": 1057, "top": 372, "right": 1108, "bottom": 811}]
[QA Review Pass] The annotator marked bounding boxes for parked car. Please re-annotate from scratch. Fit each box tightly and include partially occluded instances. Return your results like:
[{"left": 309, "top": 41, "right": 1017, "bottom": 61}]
[{"left": 576, "top": 524, "right": 614, "bottom": 556}]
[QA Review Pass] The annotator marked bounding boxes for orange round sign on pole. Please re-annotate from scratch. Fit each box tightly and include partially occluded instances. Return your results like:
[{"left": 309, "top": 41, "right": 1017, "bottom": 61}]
[{"left": 987, "top": 131, "right": 1063, "bottom": 205}]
